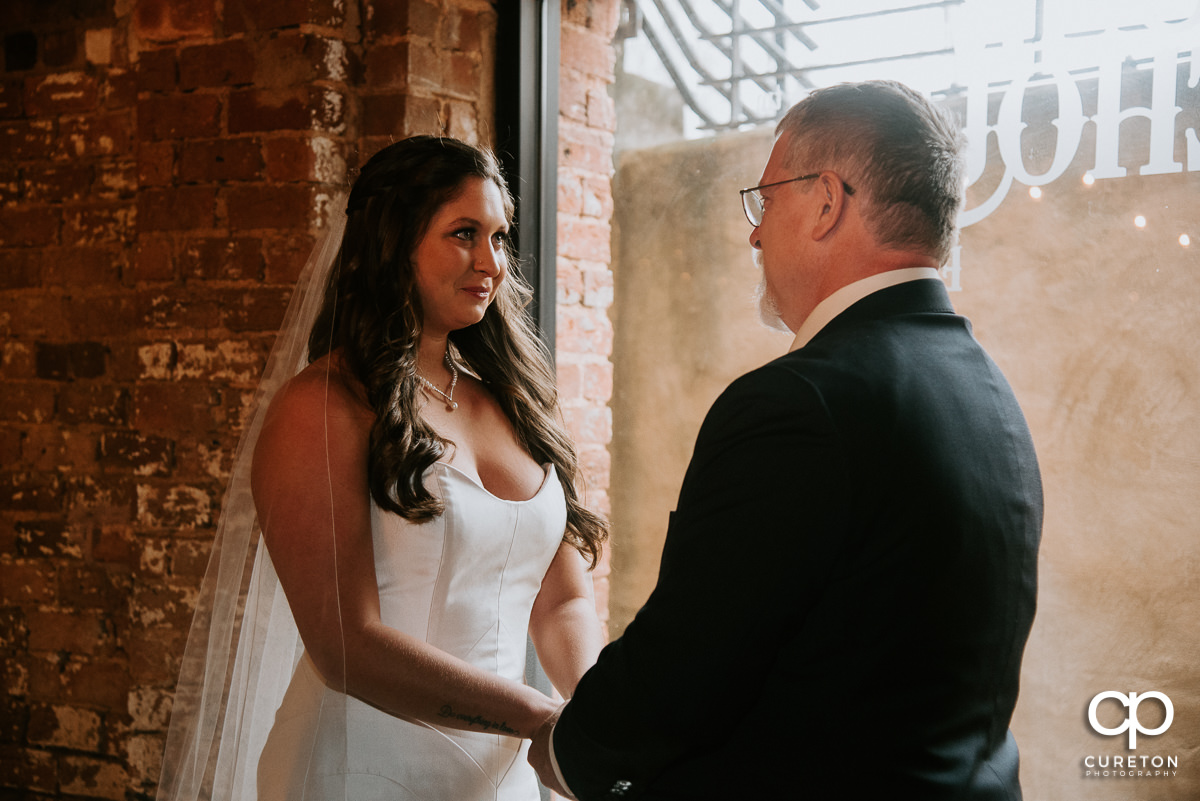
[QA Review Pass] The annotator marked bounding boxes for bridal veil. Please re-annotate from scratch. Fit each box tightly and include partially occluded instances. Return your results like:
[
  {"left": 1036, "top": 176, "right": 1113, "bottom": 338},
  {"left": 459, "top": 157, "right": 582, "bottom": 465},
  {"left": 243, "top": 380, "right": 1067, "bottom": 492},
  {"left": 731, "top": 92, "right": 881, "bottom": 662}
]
[{"left": 155, "top": 195, "right": 348, "bottom": 801}]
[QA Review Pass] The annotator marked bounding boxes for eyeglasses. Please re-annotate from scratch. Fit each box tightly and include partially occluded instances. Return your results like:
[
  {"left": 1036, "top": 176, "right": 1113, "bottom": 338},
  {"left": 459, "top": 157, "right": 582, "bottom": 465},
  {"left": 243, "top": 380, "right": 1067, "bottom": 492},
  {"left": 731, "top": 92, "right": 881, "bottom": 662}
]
[{"left": 739, "top": 173, "right": 855, "bottom": 227}]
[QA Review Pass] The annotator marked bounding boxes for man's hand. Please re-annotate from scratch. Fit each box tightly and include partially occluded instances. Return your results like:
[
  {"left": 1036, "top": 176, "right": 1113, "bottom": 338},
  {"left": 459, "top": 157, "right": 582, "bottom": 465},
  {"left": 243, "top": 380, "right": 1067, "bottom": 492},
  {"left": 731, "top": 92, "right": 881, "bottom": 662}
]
[{"left": 529, "top": 702, "right": 575, "bottom": 798}]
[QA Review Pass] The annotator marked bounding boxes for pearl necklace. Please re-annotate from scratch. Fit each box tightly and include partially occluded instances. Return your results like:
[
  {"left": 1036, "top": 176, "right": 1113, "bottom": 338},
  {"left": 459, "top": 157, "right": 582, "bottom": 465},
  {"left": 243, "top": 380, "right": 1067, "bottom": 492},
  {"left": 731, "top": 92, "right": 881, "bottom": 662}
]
[{"left": 416, "top": 353, "right": 459, "bottom": 411}]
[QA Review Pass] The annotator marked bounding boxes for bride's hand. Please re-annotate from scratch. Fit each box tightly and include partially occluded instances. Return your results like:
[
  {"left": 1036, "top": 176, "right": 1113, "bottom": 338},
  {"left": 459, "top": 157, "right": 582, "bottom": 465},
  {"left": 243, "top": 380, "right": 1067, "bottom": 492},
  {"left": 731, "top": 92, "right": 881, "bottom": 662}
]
[{"left": 528, "top": 702, "right": 575, "bottom": 798}]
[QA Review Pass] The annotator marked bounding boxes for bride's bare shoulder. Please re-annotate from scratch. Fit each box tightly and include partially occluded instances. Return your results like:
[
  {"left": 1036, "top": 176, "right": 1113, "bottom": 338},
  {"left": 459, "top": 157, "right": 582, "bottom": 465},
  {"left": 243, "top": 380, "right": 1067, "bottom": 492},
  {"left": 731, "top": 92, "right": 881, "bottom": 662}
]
[{"left": 266, "top": 354, "right": 374, "bottom": 428}]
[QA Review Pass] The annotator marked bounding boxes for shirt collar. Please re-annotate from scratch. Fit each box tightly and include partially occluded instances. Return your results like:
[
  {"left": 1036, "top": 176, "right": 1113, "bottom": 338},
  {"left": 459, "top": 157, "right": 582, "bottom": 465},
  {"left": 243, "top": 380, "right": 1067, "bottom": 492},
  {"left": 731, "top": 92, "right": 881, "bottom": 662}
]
[{"left": 788, "top": 267, "right": 943, "bottom": 352}]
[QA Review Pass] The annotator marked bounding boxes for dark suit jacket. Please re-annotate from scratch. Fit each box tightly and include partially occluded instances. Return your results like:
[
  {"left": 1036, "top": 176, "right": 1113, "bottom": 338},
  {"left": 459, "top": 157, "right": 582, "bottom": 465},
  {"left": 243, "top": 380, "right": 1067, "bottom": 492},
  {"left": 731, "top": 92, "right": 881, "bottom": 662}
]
[{"left": 554, "top": 279, "right": 1043, "bottom": 800}]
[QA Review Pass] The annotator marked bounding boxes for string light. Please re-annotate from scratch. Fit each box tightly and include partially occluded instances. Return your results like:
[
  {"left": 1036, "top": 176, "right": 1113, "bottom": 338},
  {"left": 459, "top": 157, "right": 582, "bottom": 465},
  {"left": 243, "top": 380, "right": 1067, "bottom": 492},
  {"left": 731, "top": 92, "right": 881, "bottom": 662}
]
[
  {"left": 1029, "top": 186, "right": 1043, "bottom": 200},
  {"left": 1134, "top": 215, "right": 1147, "bottom": 228},
  {"left": 1082, "top": 173, "right": 1096, "bottom": 186},
  {"left": 1181, "top": 234, "right": 1191, "bottom": 247}
]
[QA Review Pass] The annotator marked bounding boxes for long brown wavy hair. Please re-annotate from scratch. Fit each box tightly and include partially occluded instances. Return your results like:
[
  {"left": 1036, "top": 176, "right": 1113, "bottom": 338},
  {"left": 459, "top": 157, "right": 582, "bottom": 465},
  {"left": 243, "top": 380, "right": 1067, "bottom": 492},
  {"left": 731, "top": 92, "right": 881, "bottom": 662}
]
[{"left": 307, "top": 135, "right": 607, "bottom": 566}]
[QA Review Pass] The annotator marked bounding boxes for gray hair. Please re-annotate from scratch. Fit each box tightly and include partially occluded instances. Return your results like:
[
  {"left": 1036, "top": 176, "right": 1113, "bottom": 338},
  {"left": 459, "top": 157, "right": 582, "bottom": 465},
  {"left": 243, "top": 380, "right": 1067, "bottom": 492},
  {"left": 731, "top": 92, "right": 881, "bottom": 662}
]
[{"left": 776, "top": 80, "right": 965, "bottom": 264}]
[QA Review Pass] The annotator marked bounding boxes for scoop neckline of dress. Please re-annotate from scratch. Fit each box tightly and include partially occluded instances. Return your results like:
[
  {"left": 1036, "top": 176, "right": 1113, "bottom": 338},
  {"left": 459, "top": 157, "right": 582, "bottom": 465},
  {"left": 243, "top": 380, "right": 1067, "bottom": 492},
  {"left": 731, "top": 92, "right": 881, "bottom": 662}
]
[{"left": 432, "top": 460, "right": 556, "bottom": 504}]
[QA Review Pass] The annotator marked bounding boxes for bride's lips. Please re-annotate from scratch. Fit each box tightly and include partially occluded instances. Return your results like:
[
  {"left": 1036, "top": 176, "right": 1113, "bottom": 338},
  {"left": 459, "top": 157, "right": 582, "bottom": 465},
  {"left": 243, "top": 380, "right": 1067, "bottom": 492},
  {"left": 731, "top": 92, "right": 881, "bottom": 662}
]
[{"left": 461, "top": 285, "right": 491, "bottom": 299}]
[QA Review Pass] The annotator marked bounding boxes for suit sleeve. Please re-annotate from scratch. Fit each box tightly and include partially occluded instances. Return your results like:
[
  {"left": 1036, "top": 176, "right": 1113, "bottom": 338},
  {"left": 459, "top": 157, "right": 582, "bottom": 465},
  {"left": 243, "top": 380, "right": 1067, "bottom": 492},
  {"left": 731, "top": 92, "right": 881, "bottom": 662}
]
[{"left": 553, "top": 364, "right": 852, "bottom": 799}]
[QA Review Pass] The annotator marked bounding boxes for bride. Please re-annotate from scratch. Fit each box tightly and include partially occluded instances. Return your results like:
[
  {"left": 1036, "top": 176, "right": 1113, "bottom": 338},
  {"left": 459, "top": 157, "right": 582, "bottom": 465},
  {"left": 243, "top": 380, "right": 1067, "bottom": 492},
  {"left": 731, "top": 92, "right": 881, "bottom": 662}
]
[{"left": 156, "top": 136, "right": 608, "bottom": 801}]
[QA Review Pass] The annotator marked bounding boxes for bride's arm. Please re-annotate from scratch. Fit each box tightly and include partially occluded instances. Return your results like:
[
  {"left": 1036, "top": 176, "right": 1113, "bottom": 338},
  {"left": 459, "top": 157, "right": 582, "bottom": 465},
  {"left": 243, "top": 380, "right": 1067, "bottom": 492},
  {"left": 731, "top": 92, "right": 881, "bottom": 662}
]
[
  {"left": 529, "top": 542, "right": 606, "bottom": 699},
  {"left": 250, "top": 364, "right": 558, "bottom": 738}
]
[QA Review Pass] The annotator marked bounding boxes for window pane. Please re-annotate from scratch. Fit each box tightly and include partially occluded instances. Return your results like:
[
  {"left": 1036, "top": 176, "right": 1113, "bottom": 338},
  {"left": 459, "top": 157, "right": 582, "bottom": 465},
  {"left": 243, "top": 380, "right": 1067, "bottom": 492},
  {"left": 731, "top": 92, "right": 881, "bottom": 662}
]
[{"left": 610, "top": 2, "right": 1199, "bottom": 797}]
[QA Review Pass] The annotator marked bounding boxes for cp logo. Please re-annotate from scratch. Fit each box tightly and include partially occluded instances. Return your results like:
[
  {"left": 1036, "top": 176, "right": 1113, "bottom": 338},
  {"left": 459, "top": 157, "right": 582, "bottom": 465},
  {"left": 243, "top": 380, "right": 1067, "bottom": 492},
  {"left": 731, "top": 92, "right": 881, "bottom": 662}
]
[{"left": 1088, "top": 691, "right": 1174, "bottom": 749}]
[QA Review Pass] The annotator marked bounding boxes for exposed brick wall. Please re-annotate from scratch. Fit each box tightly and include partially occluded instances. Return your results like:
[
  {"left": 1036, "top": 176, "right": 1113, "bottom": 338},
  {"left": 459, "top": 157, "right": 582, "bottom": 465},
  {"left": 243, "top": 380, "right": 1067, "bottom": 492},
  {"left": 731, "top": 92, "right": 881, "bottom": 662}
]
[
  {"left": 557, "top": 0, "right": 619, "bottom": 627},
  {"left": 0, "top": 0, "right": 616, "bottom": 796}
]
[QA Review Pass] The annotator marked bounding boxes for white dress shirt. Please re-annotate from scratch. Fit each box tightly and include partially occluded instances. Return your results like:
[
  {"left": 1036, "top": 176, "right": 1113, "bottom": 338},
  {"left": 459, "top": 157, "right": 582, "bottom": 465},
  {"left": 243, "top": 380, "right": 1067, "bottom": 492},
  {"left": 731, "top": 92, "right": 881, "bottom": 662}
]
[{"left": 789, "top": 267, "right": 942, "bottom": 352}]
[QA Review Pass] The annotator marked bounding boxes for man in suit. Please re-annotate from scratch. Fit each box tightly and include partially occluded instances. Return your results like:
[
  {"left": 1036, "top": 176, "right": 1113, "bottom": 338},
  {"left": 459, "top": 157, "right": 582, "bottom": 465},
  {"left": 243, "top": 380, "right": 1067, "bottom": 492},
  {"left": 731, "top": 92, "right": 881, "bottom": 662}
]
[{"left": 530, "top": 80, "right": 1043, "bottom": 800}]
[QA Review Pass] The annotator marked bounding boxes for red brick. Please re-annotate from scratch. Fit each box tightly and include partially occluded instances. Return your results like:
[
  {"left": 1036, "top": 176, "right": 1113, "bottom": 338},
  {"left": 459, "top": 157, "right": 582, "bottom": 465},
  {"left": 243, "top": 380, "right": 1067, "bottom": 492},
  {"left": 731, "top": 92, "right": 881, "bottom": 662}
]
[
  {"left": 364, "top": 43, "right": 413, "bottom": 88},
  {"left": 137, "top": 140, "right": 176, "bottom": 187},
  {"left": 369, "top": 0, "right": 440, "bottom": 37},
  {"left": 559, "top": 76, "right": 588, "bottom": 125},
  {"left": 0, "top": 605, "right": 29, "bottom": 648},
  {"left": 226, "top": 0, "right": 345, "bottom": 31},
  {"left": 99, "top": 431, "right": 176, "bottom": 476},
  {"left": 0, "top": 119, "right": 64, "bottom": 161},
  {"left": 26, "top": 610, "right": 106, "bottom": 655},
  {"left": 132, "top": 383, "right": 221, "bottom": 432},
  {"left": 178, "top": 236, "right": 263, "bottom": 281},
  {"left": 0, "top": 743, "right": 57, "bottom": 793},
  {"left": 263, "top": 135, "right": 342, "bottom": 182},
  {"left": 558, "top": 174, "right": 584, "bottom": 217},
  {"left": 178, "top": 137, "right": 264, "bottom": 183},
  {"left": 559, "top": 120, "right": 615, "bottom": 174},
  {"left": 65, "top": 293, "right": 140, "bottom": 338},
  {"left": 0, "top": 249, "right": 42, "bottom": 290},
  {"left": 583, "top": 359, "right": 613, "bottom": 400},
  {"left": 0, "top": 79, "right": 25, "bottom": 118},
  {"left": 60, "top": 754, "right": 129, "bottom": 799},
  {"left": 26, "top": 703, "right": 103, "bottom": 751},
  {"left": 446, "top": 7, "right": 487, "bottom": 52},
  {"left": 0, "top": 165, "right": 20, "bottom": 204},
  {"left": 136, "top": 48, "right": 178, "bottom": 93},
  {"left": 557, "top": 304, "right": 614, "bottom": 355},
  {"left": 19, "top": 424, "right": 94, "bottom": 472},
  {"left": 27, "top": 654, "right": 130, "bottom": 708},
  {"left": 362, "top": 92, "right": 441, "bottom": 137},
  {"left": 0, "top": 383, "right": 58, "bottom": 424},
  {"left": 226, "top": 183, "right": 314, "bottom": 230},
  {"left": 555, "top": 360, "right": 584, "bottom": 401},
  {"left": 24, "top": 71, "right": 99, "bottom": 116},
  {"left": 137, "top": 93, "right": 221, "bottom": 141},
  {"left": 62, "top": 204, "right": 135, "bottom": 246},
  {"left": 102, "top": 69, "right": 138, "bottom": 109},
  {"left": 137, "top": 186, "right": 217, "bottom": 231},
  {"left": 42, "top": 29, "right": 80, "bottom": 68},
  {"left": 0, "top": 560, "right": 58, "bottom": 604},
  {"left": 92, "top": 525, "right": 137, "bottom": 565},
  {"left": 136, "top": 481, "right": 214, "bottom": 529},
  {"left": 64, "top": 473, "right": 137, "bottom": 521},
  {"left": 40, "top": 246, "right": 121, "bottom": 287},
  {"left": 0, "top": 206, "right": 61, "bottom": 247},
  {"left": 34, "top": 341, "right": 107, "bottom": 381},
  {"left": 558, "top": 215, "right": 611, "bottom": 263},
  {"left": 562, "top": 404, "right": 612, "bottom": 446},
  {"left": 263, "top": 231, "right": 314, "bottom": 283},
  {"left": 581, "top": 172, "right": 613, "bottom": 218},
  {"left": 14, "top": 519, "right": 86, "bottom": 559},
  {"left": 174, "top": 339, "right": 266, "bottom": 382},
  {"left": 220, "top": 286, "right": 291, "bottom": 331},
  {"left": 255, "top": 32, "right": 349, "bottom": 86},
  {"left": 446, "top": 51, "right": 480, "bottom": 96},
  {"left": 0, "top": 471, "right": 63, "bottom": 513},
  {"left": 228, "top": 86, "right": 346, "bottom": 133},
  {"left": 586, "top": 85, "right": 616, "bottom": 131},
  {"left": 0, "top": 428, "right": 22, "bottom": 467},
  {"left": 58, "top": 563, "right": 129, "bottom": 612},
  {"left": 56, "top": 385, "right": 131, "bottom": 427},
  {"left": 140, "top": 288, "right": 222, "bottom": 330},
  {"left": 134, "top": 0, "right": 218, "bottom": 42},
  {"left": 94, "top": 161, "right": 138, "bottom": 200},
  {"left": 132, "top": 236, "right": 175, "bottom": 282},
  {"left": 60, "top": 111, "right": 136, "bottom": 158},
  {"left": 179, "top": 39, "right": 255, "bottom": 89},
  {"left": 126, "top": 623, "right": 187, "bottom": 682}
]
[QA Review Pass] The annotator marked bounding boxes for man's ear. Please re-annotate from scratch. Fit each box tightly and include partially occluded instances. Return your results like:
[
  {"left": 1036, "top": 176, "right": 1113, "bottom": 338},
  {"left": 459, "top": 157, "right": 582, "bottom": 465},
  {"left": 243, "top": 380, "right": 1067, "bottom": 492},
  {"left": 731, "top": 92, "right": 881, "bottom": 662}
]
[{"left": 811, "top": 171, "right": 849, "bottom": 240}]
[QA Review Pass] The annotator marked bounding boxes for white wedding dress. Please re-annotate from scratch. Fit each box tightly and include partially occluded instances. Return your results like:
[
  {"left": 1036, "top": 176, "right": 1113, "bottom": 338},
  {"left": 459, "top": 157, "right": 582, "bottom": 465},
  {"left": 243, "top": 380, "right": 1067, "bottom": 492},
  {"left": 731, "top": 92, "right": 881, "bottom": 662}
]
[{"left": 256, "top": 461, "right": 565, "bottom": 801}]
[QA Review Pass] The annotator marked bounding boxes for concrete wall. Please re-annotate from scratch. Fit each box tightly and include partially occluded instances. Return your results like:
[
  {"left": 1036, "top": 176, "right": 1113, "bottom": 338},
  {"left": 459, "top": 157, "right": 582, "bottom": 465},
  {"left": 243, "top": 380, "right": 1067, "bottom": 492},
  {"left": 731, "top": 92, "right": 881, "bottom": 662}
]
[{"left": 609, "top": 125, "right": 1200, "bottom": 799}]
